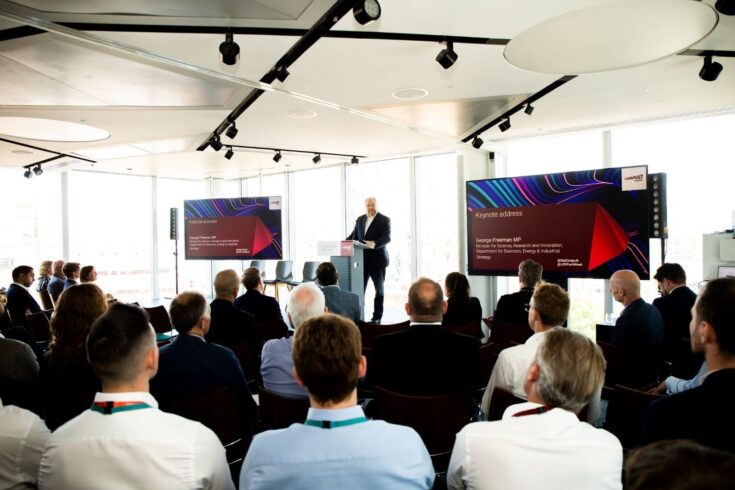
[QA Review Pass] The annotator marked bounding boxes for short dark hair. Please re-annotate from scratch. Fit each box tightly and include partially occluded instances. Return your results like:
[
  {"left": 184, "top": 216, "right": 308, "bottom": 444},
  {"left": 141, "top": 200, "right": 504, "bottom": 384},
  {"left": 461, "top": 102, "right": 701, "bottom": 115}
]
[
  {"left": 696, "top": 277, "right": 735, "bottom": 356},
  {"left": 62, "top": 262, "right": 80, "bottom": 277},
  {"left": 408, "top": 277, "right": 444, "bottom": 322},
  {"left": 241, "top": 267, "right": 261, "bottom": 291},
  {"left": 316, "top": 262, "right": 339, "bottom": 286},
  {"left": 533, "top": 282, "right": 570, "bottom": 326},
  {"left": 654, "top": 263, "right": 687, "bottom": 284},
  {"left": 80, "top": 265, "right": 95, "bottom": 283},
  {"left": 292, "top": 314, "right": 361, "bottom": 404},
  {"left": 168, "top": 291, "right": 207, "bottom": 334},
  {"left": 519, "top": 259, "right": 543, "bottom": 287},
  {"left": 86, "top": 303, "right": 153, "bottom": 384},
  {"left": 11, "top": 265, "right": 33, "bottom": 282}
]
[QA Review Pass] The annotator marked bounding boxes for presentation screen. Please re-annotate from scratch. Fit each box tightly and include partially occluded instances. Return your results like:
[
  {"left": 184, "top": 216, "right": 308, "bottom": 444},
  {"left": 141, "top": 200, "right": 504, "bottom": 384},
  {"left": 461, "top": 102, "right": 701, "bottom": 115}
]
[
  {"left": 467, "top": 166, "right": 650, "bottom": 279},
  {"left": 184, "top": 196, "right": 283, "bottom": 260}
]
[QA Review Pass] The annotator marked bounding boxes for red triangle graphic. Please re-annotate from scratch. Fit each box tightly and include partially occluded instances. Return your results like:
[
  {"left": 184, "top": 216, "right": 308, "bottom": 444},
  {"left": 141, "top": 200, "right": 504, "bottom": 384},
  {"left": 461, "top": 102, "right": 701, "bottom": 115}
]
[{"left": 588, "top": 203, "right": 629, "bottom": 270}]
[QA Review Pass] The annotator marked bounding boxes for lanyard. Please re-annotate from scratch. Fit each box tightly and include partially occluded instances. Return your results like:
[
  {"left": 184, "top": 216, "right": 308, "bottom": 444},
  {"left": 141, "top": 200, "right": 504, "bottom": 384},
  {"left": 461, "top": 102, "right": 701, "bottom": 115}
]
[
  {"left": 304, "top": 416, "right": 368, "bottom": 429},
  {"left": 512, "top": 405, "right": 555, "bottom": 417},
  {"left": 90, "top": 401, "right": 153, "bottom": 415}
]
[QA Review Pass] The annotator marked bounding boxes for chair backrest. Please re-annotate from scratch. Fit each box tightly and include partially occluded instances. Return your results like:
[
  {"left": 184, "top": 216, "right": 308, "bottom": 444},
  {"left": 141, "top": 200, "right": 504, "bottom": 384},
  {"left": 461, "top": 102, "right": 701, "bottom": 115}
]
[
  {"left": 143, "top": 305, "right": 173, "bottom": 334},
  {"left": 604, "top": 384, "right": 663, "bottom": 450},
  {"left": 249, "top": 260, "right": 266, "bottom": 276},
  {"left": 255, "top": 320, "right": 288, "bottom": 344},
  {"left": 301, "top": 261, "right": 320, "bottom": 282},
  {"left": 257, "top": 386, "right": 310, "bottom": 430},
  {"left": 230, "top": 341, "right": 262, "bottom": 389},
  {"left": 25, "top": 311, "right": 51, "bottom": 342},
  {"left": 274, "top": 260, "right": 293, "bottom": 281},
  {"left": 486, "top": 386, "right": 526, "bottom": 421},
  {"left": 596, "top": 341, "right": 659, "bottom": 390},
  {"left": 358, "top": 320, "right": 410, "bottom": 349},
  {"left": 443, "top": 321, "right": 482, "bottom": 339},
  {"left": 477, "top": 343, "right": 499, "bottom": 390},
  {"left": 483, "top": 318, "right": 532, "bottom": 352},
  {"left": 39, "top": 289, "right": 54, "bottom": 311}
]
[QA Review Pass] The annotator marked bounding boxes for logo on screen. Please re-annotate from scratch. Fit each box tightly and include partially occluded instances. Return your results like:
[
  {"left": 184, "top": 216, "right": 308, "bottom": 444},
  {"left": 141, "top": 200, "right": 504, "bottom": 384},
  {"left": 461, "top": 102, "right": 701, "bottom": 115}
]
[
  {"left": 621, "top": 166, "right": 647, "bottom": 191},
  {"left": 269, "top": 196, "right": 282, "bottom": 210}
]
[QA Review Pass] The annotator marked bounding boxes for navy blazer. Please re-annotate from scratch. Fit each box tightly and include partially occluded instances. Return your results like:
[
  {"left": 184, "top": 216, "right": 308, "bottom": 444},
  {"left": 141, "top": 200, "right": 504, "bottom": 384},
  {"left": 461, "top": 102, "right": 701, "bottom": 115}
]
[
  {"left": 47, "top": 275, "right": 65, "bottom": 303},
  {"left": 5, "top": 283, "right": 41, "bottom": 328},
  {"left": 206, "top": 298, "right": 259, "bottom": 353},
  {"left": 346, "top": 212, "right": 391, "bottom": 268},
  {"left": 493, "top": 287, "right": 534, "bottom": 326},
  {"left": 612, "top": 298, "right": 665, "bottom": 348},
  {"left": 234, "top": 290, "right": 285, "bottom": 325},
  {"left": 321, "top": 285, "right": 362, "bottom": 324},
  {"left": 653, "top": 286, "right": 697, "bottom": 356}
]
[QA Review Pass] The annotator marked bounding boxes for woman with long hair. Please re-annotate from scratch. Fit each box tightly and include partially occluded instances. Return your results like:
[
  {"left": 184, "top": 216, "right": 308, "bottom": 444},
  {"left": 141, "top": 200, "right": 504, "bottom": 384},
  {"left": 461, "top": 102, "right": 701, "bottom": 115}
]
[{"left": 443, "top": 272, "right": 483, "bottom": 326}]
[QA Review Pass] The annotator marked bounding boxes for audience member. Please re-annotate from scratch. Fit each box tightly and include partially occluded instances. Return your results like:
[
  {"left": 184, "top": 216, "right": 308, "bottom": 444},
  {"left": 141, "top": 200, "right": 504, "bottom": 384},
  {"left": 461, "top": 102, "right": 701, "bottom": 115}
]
[
  {"left": 0, "top": 396, "right": 50, "bottom": 489},
  {"left": 0, "top": 330, "right": 39, "bottom": 389},
  {"left": 151, "top": 291, "right": 257, "bottom": 434},
  {"left": 649, "top": 360, "right": 708, "bottom": 396},
  {"left": 260, "top": 282, "right": 325, "bottom": 399},
  {"left": 316, "top": 261, "right": 361, "bottom": 324},
  {"left": 625, "top": 440, "right": 735, "bottom": 490},
  {"left": 38, "top": 303, "right": 234, "bottom": 489},
  {"left": 206, "top": 269, "right": 258, "bottom": 353},
  {"left": 36, "top": 260, "right": 52, "bottom": 308},
  {"left": 640, "top": 277, "right": 735, "bottom": 452},
  {"left": 61, "top": 262, "right": 80, "bottom": 290},
  {"left": 653, "top": 263, "right": 697, "bottom": 355},
  {"left": 448, "top": 328, "right": 622, "bottom": 490},
  {"left": 79, "top": 265, "right": 97, "bottom": 283},
  {"left": 240, "top": 313, "right": 434, "bottom": 489},
  {"left": 369, "top": 277, "right": 479, "bottom": 395},
  {"left": 47, "top": 259, "right": 66, "bottom": 303},
  {"left": 38, "top": 283, "right": 107, "bottom": 430},
  {"left": 493, "top": 259, "right": 542, "bottom": 325},
  {"left": 442, "top": 272, "right": 482, "bottom": 326},
  {"left": 234, "top": 267, "right": 288, "bottom": 333},
  {"left": 5, "top": 265, "right": 41, "bottom": 328},
  {"left": 610, "top": 269, "right": 664, "bottom": 348}
]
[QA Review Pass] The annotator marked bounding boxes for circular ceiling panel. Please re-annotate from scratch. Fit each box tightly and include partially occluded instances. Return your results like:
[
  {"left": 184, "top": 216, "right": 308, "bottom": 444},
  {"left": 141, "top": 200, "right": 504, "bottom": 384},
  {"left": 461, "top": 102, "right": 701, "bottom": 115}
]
[{"left": 0, "top": 117, "right": 110, "bottom": 142}]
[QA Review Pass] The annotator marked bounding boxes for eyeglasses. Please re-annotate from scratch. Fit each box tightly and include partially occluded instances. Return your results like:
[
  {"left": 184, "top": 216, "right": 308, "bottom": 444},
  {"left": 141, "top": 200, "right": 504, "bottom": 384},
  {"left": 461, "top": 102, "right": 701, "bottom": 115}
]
[{"left": 524, "top": 303, "right": 534, "bottom": 312}]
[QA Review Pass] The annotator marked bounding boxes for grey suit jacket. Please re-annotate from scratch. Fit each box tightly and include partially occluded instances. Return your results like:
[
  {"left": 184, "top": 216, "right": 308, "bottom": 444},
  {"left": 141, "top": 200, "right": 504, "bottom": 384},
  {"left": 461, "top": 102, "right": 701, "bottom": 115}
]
[{"left": 321, "top": 285, "right": 362, "bottom": 324}]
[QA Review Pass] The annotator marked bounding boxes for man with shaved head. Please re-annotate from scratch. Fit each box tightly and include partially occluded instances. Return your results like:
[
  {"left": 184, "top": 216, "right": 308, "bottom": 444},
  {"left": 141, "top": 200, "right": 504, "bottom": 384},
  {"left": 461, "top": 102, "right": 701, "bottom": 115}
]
[
  {"left": 347, "top": 197, "right": 391, "bottom": 323},
  {"left": 610, "top": 269, "right": 664, "bottom": 348},
  {"left": 206, "top": 269, "right": 258, "bottom": 352},
  {"left": 47, "top": 260, "right": 66, "bottom": 303}
]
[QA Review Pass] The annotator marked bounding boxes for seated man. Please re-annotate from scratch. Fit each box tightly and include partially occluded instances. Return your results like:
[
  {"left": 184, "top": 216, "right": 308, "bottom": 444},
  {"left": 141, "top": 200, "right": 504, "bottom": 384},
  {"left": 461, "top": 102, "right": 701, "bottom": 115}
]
[
  {"left": 610, "top": 269, "right": 664, "bottom": 348},
  {"left": 448, "top": 328, "right": 623, "bottom": 490},
  {"left": 493, "top": 259, "right": 542, "bottom": 326},
  {"left": 260, "top": 282, "right": 325, "bottom": 399},
  {"left": 0, "top": 396, "right": 49, "bottom": 489},
  {"left": 240, "top": 313, "right": 434, "bottom": 489},
  {"left": 151, "top": 292, "right": 257, "bottom": 434},
  {"left": 640, "top": 277, "right": 735, "bottom": 452},
  {"left": 206, "top": 269, "right": 258, "bottom": 353},
  {"left": 38, "top": 303, "right": 234, "bottom": 489},
  {"left": 316, "top": 261, "right": 362, "bottom": 324},
  {"left": 652, "top": 263, "right": 698, "bottom": 361},
  {"left": 6, "top": 265, "right": 41, "bottom": 328},
  {"left": 0, "top": 330, "right": 39, "bottom": 396},
  {"left": 369, "top": 277, "right": 479, "bottom": 395},
  {"left": 234, "top": 267, "right": 288, "bottom": 333},
  {"left": 62, "top": 262, "right": 81, "bottom": 290},
  {"left": 47, "top": 260, "right": 66, "bottom": 304}
]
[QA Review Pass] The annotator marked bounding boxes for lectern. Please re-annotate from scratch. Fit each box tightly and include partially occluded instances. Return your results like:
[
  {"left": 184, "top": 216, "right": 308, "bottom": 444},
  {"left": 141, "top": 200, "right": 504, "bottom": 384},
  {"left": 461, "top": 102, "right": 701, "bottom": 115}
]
[{"left": 317, "top": 240, "right": 367, "bottom": 310}]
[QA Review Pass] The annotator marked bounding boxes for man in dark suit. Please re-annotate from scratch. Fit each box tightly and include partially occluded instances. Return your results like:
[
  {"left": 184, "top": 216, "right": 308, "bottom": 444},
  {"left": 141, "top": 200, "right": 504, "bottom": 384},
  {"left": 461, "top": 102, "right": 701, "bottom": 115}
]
[
  {"left": 316, "top": 262, "right": 362, "bottom": 324},
  {"left": 206, "top": 269, "right": 259, "bottom": 353},
  {"left": 6, "top": 265, "right": 41, "bottom": 328},
  {"left": 369, "top": 278, "right": 479, "bottom": 395},
  {"left": 493, "top": 259, "right": 542, "bottom": 325},
  {"left": 151, "top": 291, "right": 257, "bottom": 433},
  {"left": 652, "top": 263, "right": 697, "bottom": 357},
  {"left": 61, "top": 262, "right": 80, "bottom": 290},
  {"left": 47, "top": 260, "right": 66, "bottom": 303},
  {"left": 610, "top": 269, "right": 664, "bottom": 348},
  {"left": 640, "top": 277, "right": 735, "bottom": 452},
  {"left": 346, "top": 197, "right": 391, "bottom": 323},
  {"left": 234, "top": 268, "right": 288, "bottom": 334}
]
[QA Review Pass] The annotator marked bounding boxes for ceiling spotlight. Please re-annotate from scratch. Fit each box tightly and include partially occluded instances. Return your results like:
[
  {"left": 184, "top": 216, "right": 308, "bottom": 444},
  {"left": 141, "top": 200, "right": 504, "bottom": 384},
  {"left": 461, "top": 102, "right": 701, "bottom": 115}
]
[
  {"left": 436, "top": 41, "right": 458, "bottom": 70},
  {"left": 499, "top": 118, "right": 511, "bottom": 132},
  {"left": 524, "top": 104, "right": 535, "bottom": 116},
  {"left": 210, "top": 136, "right": 223, "bottom": 152},
  {"left": 274, "top": 66, "right": 290, "bottom": 83},
  {"left": 224, "top": 147, "right": 234, "bottom": 160},
  {"left": 219, "top": 31, "right": 240, "bottom": 66},
  {"left": 715, "top": 0, "right": 735, "bottom": 15},
  {"left": 351, "top": 156, "right": 359, "bottom": 164},
  {"left": 225, "top": 123, "right": 238, "bottom": 139},
  {"left": 23, "top": 168, "right": 32, "bottom": 179},
  {"left": 273, "top": 151, "right": 282, "bottom": 163},
  {"left": 699, "top": 55, "right": 723, "bottom": 82},
  {"left": 471, "top": 135, "right": 484, "bottom": 149},
  {"left": 33, "top": 165, "right": 43, "bottom": 176},
  {"left": 312, "top": 153, "right": 321, "bottom": 164},
  {"left": 353, "top": 0, "right": 381, "bottom": 25}
]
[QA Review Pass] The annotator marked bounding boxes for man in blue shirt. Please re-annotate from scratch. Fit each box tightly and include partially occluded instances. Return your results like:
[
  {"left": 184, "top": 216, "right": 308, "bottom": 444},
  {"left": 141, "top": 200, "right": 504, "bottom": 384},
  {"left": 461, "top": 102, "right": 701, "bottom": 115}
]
[{"left": 241, "top": 313, "right": 434, "bottom": 489}]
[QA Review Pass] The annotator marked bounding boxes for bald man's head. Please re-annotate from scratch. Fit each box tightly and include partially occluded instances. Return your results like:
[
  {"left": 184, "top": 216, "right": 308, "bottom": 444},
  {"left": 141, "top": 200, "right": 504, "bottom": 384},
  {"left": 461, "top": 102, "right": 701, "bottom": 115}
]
[
  {"left": 214, "top": 269, "right": 240, "bottom": 300},
  {"left": 365, "top": 197, "right": 377, "bottom": 217},
  {"left": 610, "top": 269, "right": 641, "bottom": 306}
]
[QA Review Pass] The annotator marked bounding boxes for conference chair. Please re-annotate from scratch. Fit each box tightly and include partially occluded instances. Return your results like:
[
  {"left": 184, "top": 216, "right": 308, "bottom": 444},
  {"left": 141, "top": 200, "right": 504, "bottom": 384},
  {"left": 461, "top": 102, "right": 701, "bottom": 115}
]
[
  {"left": 255, "top": 319, "right": 289, "bottom": 344},
  {"left": 230, "top": 341, "right": 262, "bottom": 391},
  {"left": 249, "top": 259, "right": 266, "bottom": 280},
  {"left": 143, "top": 305, "right": 173, "bottom": 334},
  {"left": 596, "top": 341, "right": 660, "bottom": 397},
  {"left": 604, "top": 384, "right": 663, "bottom": 450},
  {"left": 39, "top": 289, "right": 54, "bottom": 311},
  {"left": 286, "top": 261, "right": 320, "bottom": 289},
  {"left": 263, "top": 260, "right": 293, "bottom": 302},
  {"left": 443, "top": 320, "right": 482, "bottom": 339},
  {"left": 486, "top": 386, "right": 526, "bottom": 421},
  {"left": 483, "top": 318, "right": 532, "bottom": 354},
  {"left": 357, "top": 319, "right": 410, "bottom": 349},
  {"left": 475, "top": 343, "right": 499, "bottom": 401},
  {"left": 25, "top": 311, "right": 51, "bottom": 343},
  {"left": 257, "top": 386, "right": 310, "bottom": 431}
]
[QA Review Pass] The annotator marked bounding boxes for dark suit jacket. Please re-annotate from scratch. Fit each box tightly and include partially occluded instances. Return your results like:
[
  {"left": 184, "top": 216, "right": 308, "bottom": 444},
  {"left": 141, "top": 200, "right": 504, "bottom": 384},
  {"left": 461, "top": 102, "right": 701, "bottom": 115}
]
[
  {"left": 151, "top": 334, "right": 257, "bottom": 430},
  {"left": 47, "top": 275, "right": 65, "bottom": 303},
  {"left": 368, "top": 323, "right": 480, "bottom": 396},
  {"left": 38, "top": 353, "right": 101, "bottom": 430},
  {"left": 321, "top": 285, "right": 362, "bottom": 324},
  {"left": 346, "top": 212, "right": 391, "bottom": 269},
  {"left": 653, "top": 286, "right": 697, "bottom": 355},
  {"left": 640, "top": 368, "right": 735, "bottom": 452},
  {"left": 234, "top": 290, "right": 285, "bottom": 324},
  {"left": 493, "top": 287, "right": 534, "bottom": 326},
  {"left": 63, "top": 278, "right": 78, "bottom": 290},
  {"left": 612, "top": 298, "right": 665, "bottom": 348},
  {"left": 443, "top": 297, "right": 482, "bottom": 326},
  {"left": 5, "top": 283, "right": 41, "bottom": 328},
  {"left": 206, "top": 298, "right": 259, "bottom": 353}
]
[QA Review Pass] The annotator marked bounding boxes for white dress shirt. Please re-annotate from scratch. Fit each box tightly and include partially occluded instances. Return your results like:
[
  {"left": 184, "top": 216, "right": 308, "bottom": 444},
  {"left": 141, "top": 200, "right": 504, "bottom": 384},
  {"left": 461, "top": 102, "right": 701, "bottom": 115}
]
[
  {"left": 447, "top": 402, "right": 623, "bottom": 490},
  {"left": 0, "top": 398, "right": 50, "bottom": 490},
  {"left": 364, "top": 213, "right": 376, "bottom": 235},
  {"left": 38, "top": 391, "right": 234, "bottom": 490}
]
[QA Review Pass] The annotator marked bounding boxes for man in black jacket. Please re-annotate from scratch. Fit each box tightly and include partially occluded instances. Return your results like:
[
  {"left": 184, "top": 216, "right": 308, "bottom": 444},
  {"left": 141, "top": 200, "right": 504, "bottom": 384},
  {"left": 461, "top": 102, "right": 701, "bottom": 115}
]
[
  {"left": 652, "top": 263, "right": 697, "bottom": 359},
  {"left": 493, "top": 259, "right": 542, "bottom": 325},
  {"left": 206, "top": 269, "right": 258, "bottom": 353}
]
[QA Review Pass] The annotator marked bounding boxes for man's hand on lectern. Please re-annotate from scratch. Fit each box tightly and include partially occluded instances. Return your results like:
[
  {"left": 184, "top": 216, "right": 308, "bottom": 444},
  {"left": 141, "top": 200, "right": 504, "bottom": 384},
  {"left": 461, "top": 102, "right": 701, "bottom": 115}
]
[{"left": 364, "top": 240, "right": 376, "bottom": 249}]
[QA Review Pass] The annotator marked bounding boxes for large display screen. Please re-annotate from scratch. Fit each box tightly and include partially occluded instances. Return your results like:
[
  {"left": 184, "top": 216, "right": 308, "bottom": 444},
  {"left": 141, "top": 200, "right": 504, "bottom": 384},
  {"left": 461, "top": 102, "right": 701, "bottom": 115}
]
[
  {"left": 467, "top": 166, "right": 650, "bottom": 279},
  {"left": 184, "top": 196, "right": 282, "bottom": 260}
]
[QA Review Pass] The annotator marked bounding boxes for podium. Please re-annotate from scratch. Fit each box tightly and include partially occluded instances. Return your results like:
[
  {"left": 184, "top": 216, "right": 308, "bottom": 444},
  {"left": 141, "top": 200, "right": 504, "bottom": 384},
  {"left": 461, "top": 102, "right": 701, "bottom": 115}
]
[{"left": 318, "top": 240, "right": 367, "bottom": 310}]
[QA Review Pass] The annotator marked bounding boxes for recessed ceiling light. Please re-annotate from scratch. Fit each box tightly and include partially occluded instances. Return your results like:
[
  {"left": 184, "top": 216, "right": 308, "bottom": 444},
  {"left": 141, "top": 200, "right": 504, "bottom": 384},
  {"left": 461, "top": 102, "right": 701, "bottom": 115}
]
[
  {"left": 11, "top": 149, "right": 33, "bottom": 155},
  {"left": 285, "top": 109, "right": 318, "bottom": 119},
  {"left": 0, "top": 117, "right": 109, "bottom": 142},
  {"left": 391, "top": 88, "right": 429, "bottom": 100}
]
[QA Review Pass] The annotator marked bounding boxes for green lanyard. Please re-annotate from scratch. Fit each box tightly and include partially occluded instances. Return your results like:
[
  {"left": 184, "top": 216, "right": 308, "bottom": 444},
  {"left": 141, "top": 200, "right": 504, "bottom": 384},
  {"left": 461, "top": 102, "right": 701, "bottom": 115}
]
[
  {"left": 90, "top": 401, "right": 153, "bottom": 415},
  {"left": 304, "top": 416, "right": 368, "bottom": 429}
]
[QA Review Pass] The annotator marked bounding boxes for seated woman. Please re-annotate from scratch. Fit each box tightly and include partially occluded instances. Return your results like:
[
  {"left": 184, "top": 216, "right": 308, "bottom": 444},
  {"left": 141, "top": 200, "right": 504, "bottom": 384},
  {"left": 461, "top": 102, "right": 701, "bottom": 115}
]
[
  {"left": 442, "top": 272, "right": 482, "bottom": 326},
  {"left": 38, "top": 283, "right": 107, "bottom": 430}
]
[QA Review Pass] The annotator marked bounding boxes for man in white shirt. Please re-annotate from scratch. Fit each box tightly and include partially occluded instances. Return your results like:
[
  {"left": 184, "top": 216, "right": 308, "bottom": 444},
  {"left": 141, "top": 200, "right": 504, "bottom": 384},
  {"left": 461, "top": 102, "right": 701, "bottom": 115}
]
[
  {"left": 0, "top": 397, "right": 50, "bottom": 489},
  {"left": 448, "top": 328, "right": 623, "bottom": 490},
  {"left": 38, "top": 302, "right": 234, "bottom": 490}
]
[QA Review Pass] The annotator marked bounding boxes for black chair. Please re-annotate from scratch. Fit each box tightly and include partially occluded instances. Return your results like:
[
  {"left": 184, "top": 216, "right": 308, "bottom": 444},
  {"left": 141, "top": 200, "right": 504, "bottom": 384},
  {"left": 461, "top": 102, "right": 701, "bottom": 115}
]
[
  {"left": 287, "top": 261, "right": 320, "bottom": 289},
  {"left": 26, "top": 311, "right": 51, "bottom": 342},
  {"left": 263, "top": 260, "right": 293, "bottom": 302},
  {"left": 443, "top": 320, "right": 482, "bottom": 339},
  {"left": 255, "top": 320, "right": 289, "bottom": 345},
  {"left": 143, "top": 305, "right": 173, "bottom": 334},
  {"left": 257, "top": 385, "right": 310, "bottom": 431},
  {"left": 483, "top": 318, "right": 532, "bottom": 354},
  {"left": 604, "top": 384, "right": 663, "bottom": 450},
  {"left": 596, "top": 341, "right": 660, "bottom": 396},
  {"left": 486, "top": 386, "right": 525, "bottom": 421},
  {"left": 475, "top": 342, "right": 499, "bottom": 400},
  {"left": 357, "top": 320, "right": 410, "bottom": 349},
  {"left": 39, "top": 289, "right": 54, "bottom": 311},
  {"left": 230, "top": 341, "right": 262, "bottom": 390}
]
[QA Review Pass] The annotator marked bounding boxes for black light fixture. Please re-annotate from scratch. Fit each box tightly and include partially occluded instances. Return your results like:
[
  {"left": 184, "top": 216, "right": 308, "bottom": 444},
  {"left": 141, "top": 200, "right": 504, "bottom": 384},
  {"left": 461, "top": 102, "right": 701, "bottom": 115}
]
[
  {"left": 715, "top": 0, "right": 735, "bottom": 15},
  {"left": 699, "top": 55, "right": 723, "bottom": 82},
  {"left": 274, "top": 66, "right": 290, "bottom": 83},
  {"left": 312, "top": 153, "right": 321, "bottom": 164},
  {"left": 225, "top": 122, "right": 238, "bottom": 139},
  {"left": 273, "top": 150, "right": 282, "bottom": 163},
  {"left": 23, "top": 168, "right": 32, "bottom": 179},
  {"left": 33, "top": 165, "right": 43, "bottom": 176},
  {"left": 499, "top": 118, "right": 511, "bottom": 132},
  {"left": 436, "top": 41, "right": 458, "bottom": 69},
  {"left": 210, "top": 136, "right": 223, "bottom": 151},
  {"left": 353, "top": 0, "right": 381, "bottom": 25},
  {"left": 224, "top": 147, "right": 234, "bottom": 160},
  {"left": 524, "top": 104, "right": 535, "bottom": 116},
  {"left": 351, "top": 156, "right": 359, "bottom": 164},
  {"left": 219, "top": 31, "right": 240, "bottom": 66},
  {"left": 471, "top": 135, "right": 484, "bottom": 149}
]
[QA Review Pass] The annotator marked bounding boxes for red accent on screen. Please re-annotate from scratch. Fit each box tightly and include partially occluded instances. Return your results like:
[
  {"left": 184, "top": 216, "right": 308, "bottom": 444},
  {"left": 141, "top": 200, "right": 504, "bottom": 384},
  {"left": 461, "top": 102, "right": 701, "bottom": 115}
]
[{"left": 588, "top": 205, "right": 629, "bottom": 270}]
